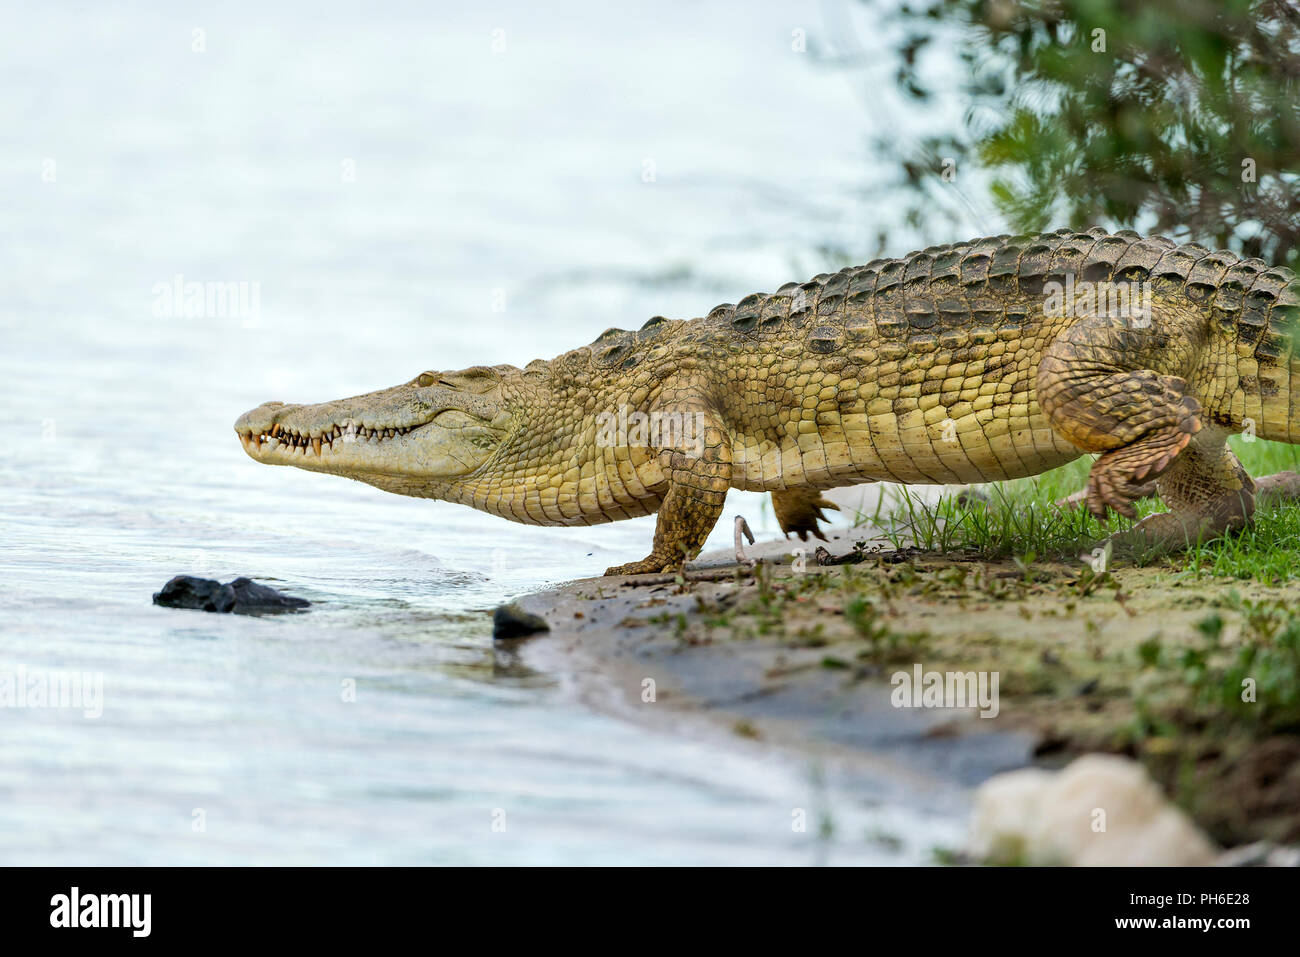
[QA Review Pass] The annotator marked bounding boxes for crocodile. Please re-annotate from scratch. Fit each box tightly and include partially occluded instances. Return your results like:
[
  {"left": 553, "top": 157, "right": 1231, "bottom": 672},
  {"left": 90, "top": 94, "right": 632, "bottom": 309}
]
[{"left": 235, "top": 227, "right": 1300, "bottom": 575}]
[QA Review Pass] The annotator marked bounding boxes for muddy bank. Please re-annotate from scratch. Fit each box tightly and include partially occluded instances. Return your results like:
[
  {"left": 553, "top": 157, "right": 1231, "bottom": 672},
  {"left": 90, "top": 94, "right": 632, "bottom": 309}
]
[{"left": 506, "top": 520, "right": 1300, "bottom": 850}]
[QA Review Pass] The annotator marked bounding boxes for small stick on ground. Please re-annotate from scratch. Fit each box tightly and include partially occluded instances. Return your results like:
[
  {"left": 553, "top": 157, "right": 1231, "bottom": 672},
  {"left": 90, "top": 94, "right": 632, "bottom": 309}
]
[
  {"left": 734, "top": 515, "right": 757, "bottom": 568},
  {"left": 814, "top": 545, "right": 862, "bottom": 566}
]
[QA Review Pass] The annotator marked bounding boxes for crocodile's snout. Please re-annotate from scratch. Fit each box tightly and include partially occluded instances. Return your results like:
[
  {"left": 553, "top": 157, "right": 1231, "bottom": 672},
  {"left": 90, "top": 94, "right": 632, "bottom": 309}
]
[
  {"left": 234, "top": 401, "right": 289, "bottom": 438},
  {"left": 234, "top": 397, "right": 430, "bottom": 464},
  {"left": 234, "top": 376, "right": 508, "bottom": 485}
]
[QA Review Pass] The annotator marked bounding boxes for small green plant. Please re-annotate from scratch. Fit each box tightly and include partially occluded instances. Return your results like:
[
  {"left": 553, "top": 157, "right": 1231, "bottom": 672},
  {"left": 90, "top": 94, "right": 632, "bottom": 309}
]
[
  {"left": 844, "top": 596, "right": 927, "bottom": 665},
  {"left": 1209, "top": 613, "right": 1300, "bottom": 732},
  {"left": 844, "top": 596, "right": 889, "bottom": 643},
  {"left": 1144, "top": 606, "right": 1300, "bottom": 733}
]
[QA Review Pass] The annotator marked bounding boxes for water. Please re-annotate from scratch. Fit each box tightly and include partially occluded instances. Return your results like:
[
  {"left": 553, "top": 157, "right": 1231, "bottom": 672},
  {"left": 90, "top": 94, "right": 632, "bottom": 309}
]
[{"left": 1, "top": 0, "right": 974, "bottom": 864}]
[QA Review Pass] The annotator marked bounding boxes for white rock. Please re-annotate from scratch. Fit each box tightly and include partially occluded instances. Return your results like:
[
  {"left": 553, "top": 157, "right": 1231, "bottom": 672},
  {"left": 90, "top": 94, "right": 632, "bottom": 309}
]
[{"left": 968, "top": 754, "right": 1218, "bottom": 866}]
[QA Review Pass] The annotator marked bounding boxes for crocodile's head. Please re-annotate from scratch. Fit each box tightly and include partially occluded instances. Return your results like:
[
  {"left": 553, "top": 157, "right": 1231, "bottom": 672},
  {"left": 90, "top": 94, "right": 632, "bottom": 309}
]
[{"left": 234, "top": 366, "right": 516, "bottom": 498}]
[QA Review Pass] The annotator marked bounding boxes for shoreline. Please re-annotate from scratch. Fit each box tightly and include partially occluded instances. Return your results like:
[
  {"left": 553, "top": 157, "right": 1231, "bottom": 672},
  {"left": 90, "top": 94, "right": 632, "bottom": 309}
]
[
  {"left": 502, "top": 517, "right": 1300, "bottom": 855},
  {"left": 503, "top": 522, "right": 1038, "bottom": 860}
]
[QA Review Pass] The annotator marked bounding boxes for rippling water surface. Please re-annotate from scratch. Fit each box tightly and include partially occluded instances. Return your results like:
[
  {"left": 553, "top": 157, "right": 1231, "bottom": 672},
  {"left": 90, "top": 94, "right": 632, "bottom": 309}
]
[{"left": 1, "top": 0, "right": 975, "bottom": 864}]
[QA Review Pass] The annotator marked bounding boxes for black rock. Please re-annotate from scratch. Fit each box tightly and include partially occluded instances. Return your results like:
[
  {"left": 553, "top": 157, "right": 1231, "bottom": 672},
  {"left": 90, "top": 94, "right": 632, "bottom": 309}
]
[
  {"left": 152, "top": 576, "right": 236, "bottom": 612},
  {"left": 153, "top": 575, "right": 310, "bottom": 615},
  {"left": 227, "top": 577, "right": 310, "bottom": 612},
  {"left": 492, "top": 602, "right": 550, "bottom": 640}
]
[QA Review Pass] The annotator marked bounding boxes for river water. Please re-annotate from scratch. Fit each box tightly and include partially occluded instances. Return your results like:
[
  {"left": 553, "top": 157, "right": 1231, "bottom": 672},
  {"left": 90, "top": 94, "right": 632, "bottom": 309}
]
[{"left": 1, "top": 0, "right": 976, "bottom": 864}]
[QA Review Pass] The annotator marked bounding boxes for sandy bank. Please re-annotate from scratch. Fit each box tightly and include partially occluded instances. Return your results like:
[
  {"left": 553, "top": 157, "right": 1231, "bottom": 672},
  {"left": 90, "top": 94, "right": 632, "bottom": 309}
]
[{"left": 502, "top": 516, "right": 1300, "bottom": 852}]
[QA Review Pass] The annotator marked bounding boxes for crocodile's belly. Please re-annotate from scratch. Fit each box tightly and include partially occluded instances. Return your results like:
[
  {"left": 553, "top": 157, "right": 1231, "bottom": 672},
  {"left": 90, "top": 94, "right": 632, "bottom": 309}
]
[{"left": 730, "top": 393, "right": 1083, "bottom": 490}]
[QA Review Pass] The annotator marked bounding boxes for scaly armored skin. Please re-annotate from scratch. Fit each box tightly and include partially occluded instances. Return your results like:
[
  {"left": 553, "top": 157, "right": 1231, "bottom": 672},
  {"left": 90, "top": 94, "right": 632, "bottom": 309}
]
[{"left": 235, "top": 227, "right": 1300, "bottom": 575}]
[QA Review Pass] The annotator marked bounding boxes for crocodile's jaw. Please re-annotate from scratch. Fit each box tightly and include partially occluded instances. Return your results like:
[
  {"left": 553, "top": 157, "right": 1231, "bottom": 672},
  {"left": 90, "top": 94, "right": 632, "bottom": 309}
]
[{"left": 234, "top": 371, "right": 512, "bottom": 494}]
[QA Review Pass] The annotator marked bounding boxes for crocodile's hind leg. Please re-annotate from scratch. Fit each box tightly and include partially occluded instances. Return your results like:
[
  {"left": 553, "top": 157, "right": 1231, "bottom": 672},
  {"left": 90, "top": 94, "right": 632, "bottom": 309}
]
[
  {"left": 1038, "top": 318, "right": 1203, "bottom": 520},
  {"left": 1037, "top": 320, "right": 1253, "bottom": 552},
  {"left": 604, "top": 402, "right": 732, "bottom": 576},
  {"left": 1108, "top": 434, "right": 1255, "bottom": 553},
  {"left": 1041, "top": 366, "right": 1202, "bottom": 520},
  {"left": 771, "top": 488, "right": 840, "bottom": 541}
]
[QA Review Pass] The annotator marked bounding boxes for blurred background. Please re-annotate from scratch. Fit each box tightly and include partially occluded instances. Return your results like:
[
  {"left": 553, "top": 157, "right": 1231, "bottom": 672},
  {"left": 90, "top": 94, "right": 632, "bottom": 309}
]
[{"left": 2, "top": 0, "right": 1295, "bottom": 864}]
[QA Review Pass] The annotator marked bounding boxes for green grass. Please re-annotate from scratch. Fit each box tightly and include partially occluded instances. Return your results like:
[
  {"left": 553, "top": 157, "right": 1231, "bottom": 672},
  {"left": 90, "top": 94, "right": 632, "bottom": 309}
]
[
  {"left": 1175, "top": 508, "right": 1300, "bottom": 583},
  {"left": 1229, "top": 434, "right": 1300, "bottom": 475},
  {"left": 857, "top": 439, "right": 1300, "bottom": 579}
]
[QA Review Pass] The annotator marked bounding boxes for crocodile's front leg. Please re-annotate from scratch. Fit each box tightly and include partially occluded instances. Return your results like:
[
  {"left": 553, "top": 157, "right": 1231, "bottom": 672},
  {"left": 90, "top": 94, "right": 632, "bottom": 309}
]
[
  {"left": 604, "top": 401, "right": 732, "bottom": 576},
  {"left": 771, "top": 488, "right": 840, "bottom": 541}
]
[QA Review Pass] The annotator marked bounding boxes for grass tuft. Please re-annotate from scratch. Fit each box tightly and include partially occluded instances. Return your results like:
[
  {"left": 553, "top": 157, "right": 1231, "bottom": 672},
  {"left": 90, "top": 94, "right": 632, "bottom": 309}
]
[{"left": 859, "top": 439, "right": 1300, "bottom": 579}]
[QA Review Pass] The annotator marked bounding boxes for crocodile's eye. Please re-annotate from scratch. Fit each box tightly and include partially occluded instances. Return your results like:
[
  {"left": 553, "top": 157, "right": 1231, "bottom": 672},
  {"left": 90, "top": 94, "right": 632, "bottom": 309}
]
[{"left": 416, "top": 372, "right": 437, "bottom": 387}]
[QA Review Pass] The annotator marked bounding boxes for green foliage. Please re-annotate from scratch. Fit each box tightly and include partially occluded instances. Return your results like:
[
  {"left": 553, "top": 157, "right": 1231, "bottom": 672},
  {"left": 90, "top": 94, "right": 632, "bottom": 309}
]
[
  {"left": 1229, "top": 434, "right": 1300, "bottom": 475},
  {"left": 873, "top": 0, "right": 1300, "bottom": 264},
  {"left": 1165, "top": 603, "right": 1300, "bottom": 731}
]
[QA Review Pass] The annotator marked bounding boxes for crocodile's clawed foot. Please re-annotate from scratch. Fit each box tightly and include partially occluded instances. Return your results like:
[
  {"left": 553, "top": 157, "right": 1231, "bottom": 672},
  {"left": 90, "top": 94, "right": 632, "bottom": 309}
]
[
  {"left": 1082, "top": 440, "right": 1259, "bottom": 563},
  {"left": 771, "top": 488, "right": 839, "bottom": 542},
  {"left": 1055, "top": 480, "right": 1158, "bottom": 512},
  {"left": 604, "top": 556, "right": 683, "bottom": 577},
  {"left": 1085, "top": 435, "right": 1192, "bottom": 520}
]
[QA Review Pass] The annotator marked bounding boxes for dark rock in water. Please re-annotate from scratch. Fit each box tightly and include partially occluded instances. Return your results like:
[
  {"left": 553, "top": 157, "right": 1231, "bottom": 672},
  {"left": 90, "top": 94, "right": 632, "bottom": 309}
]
[
  {"left": 153, "top": 575, "right": 310, "bottom": 614},
  {"left": 153, "top": 576, "right": 236, "bottom": 612},
  {"left": 493, "top": 602, "right": 549, "bottom": 640},
  {"left": 227, "top": 577, "right": 311, "bottom": 612}
]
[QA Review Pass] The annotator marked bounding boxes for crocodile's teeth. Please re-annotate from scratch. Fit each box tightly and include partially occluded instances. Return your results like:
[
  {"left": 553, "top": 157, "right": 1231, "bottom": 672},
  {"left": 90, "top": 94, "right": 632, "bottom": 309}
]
[{"left": 312, "top": 437, "right": 322, "bottom": 455}]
